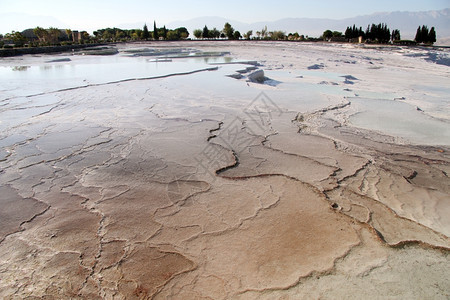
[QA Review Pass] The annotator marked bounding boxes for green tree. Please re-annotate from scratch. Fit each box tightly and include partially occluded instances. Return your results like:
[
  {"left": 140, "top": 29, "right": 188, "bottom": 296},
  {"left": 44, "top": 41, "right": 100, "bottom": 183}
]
[
  {"left": 261, "top": 26, "right": 268, "bottom": 39},
  {"left": 415, "top": 25, "right": 435, "bottom": 44},
  {"left": 288, "top": 32, "right": 299, "bottom": 40},
  {"left": 79, "top": 31, "right": 90, "bottom": 43},
  {"left": 332, "top": 31, "right": 342, "bottom": 38},
  {"left": 202, "top": 25, "right": 209, "bottom": 39},
  {"left": 115, "top": 30, "right": 125, "bottom": 40},
  {"left": 244, "top": 30, "right": 253, "bottom": 40},
  {"left": 153, "top": 21, "right": 159, "bottom": 40},
  {"left": 176, "top": 27, "right": 189, "bottom": 39},
  {"left": 193, "top": 29, "right": 202, "bottom": 39},
  {"left": 429, "top": 27, "right": 436, "bottom": 44},
  {"left": 132, "top": 31, "right": 141, "bottom": 40},
  {"left": 364, "top": 23, "right": 390, "bottom": 43},
  {"left": 166, "top": 30, "right": 179, "bottom": 40},
  {"left": 48, "top": 27, "right": 61, "bottom": 44},
  {"left": 65, "top": 29, "right": 73, "bottom": 42},
  {"left": 34, "top": 27, "right": 49, "bottom": 43},
  {"left": 391, "top": 29, "right": 401, "bottom": 41},
  {"left": 345, "top": 25, "right": 365, "bottom": 40},
  {"left": 162, "top": 26, "right": 167, "bottom": 40},
  {"left": 210, "top": 28, "right": 220, "bottom": 39},
  {"left": 415, "top": 26, "right": 422, "bottom": 43},
  {"left": 345, "top": 26, "right": 351, "bottom": 39},
  {"left": 421, "top": 25, "right": 429, "bottom": 43},
  {"left": 271, "top": 31, "right": 286, "bottom": 40},
  {"left": 103, "top": 30, "right": 114, "bottom": 41},
  {"left": 6, "top": 31, "right": 27, "bottom": 47},
  {"left": 223, "top": 22, "right": 234, "bottom": 39},
  {"left": 322, "top": 30, "right": 333, "bottom": 40},
  {"left": 143, "top": 23, "right": 150, "bottom": 40},
  {"left": 233, "top": 30, "right": 241, "bottom": 40}
]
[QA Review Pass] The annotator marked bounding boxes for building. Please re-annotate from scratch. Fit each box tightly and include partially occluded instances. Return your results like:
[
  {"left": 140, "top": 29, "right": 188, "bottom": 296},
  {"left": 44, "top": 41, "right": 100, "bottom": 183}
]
[{"left": 72, "top": 31, "right": 82, "bottom": 43}]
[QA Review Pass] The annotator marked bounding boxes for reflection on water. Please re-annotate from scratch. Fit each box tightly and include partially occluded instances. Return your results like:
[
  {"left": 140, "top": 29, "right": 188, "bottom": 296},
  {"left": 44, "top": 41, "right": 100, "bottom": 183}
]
[
  {"left": 11, "top": 66, "right": 30, "bottom": 71},
  {"left": 0, "top": 50, "right": 235, "bottom": 100}
]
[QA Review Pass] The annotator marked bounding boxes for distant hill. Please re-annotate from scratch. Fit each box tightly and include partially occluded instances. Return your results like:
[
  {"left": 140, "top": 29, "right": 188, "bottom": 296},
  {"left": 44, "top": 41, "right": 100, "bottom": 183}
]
[
  {"left": 167, "top": 9, "right": 450, "bottom": 43},
  {"left": 0, "top": 13, "right": 68, "bottom": 33}
]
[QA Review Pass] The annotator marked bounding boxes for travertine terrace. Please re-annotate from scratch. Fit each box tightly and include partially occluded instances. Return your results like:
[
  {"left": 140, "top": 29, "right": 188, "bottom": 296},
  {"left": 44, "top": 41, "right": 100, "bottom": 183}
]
[{"left": 0, "top": 41, "right": 449, "bottom": 299}]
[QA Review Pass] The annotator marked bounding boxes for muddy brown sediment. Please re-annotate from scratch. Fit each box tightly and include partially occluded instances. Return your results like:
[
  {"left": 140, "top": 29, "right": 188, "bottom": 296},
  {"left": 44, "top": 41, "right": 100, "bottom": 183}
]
[
  {"left": 0, "top": 185, "right": 49, "bottom": 242},
  {"left": 0, "top": 41, "right": 449, "bottom": 298}
]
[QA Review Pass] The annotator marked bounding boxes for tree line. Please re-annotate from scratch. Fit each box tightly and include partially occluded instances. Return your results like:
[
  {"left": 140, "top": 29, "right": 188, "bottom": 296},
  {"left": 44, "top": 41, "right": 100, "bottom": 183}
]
[
  {"left": 0, "top": 20, "right": 439, "bottom": 49},
  {"left": 414, "top": 25, "right": 436, "bottom": 44},
  {"left": 341, "top": 23, "right": 394, "bottom": 43},
  {"left": 0, "top": 22, "right": 190, "bottom": 48},
  {"left": 193, "top": 22, "right": 437, "bottom": 45},
  {"left": 93, "top": 23, "right": 189, "bottom": 42},
  {"left": 193, "top": 24, "right": 290, "bottom": 41},
  {"left": 193, "top": 23, "right": 243, "bottom": 40},
  {"left": 342, "top": 23, "right": 436, "bottom": 44}
]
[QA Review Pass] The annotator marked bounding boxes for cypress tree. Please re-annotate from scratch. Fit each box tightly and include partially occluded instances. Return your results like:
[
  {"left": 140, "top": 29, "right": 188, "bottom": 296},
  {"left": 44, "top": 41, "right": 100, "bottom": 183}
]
[
  {"left": 203, "top": 25, "right": 209, "bottom": 39},
  {"left": 429, "top": 27, "right": 436, "bottom": 44},
  {"left": 415, "top": 26, "right": 421, "bottom": 43},
  {"left": 345, "top": 27, "right": 351, "bottom": 39},
  {"left": 142, "top": 23, "right": 150, "bottom": 40},
  {"left": 391, "top": 29, "right": 400, "bottom": 41},
  {"left": 383, "top": 23, "right": 390, "bottom": 43},
  {"left": 414, "top": 25, "right": 437, "bottom": 44},
  {"left": 421, "top": 25, "right": 429, "bottom": 43},
  {"left": 162, "top": 25, "right": 167, "bottom": 40},
  {"left": 153, "top": 21, "right": 159, "bottom": 40}
]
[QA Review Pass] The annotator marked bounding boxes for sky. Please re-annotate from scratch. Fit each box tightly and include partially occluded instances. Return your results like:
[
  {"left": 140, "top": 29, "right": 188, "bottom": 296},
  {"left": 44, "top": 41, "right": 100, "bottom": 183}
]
[{"left": 0, "top": 0, "right": 449, "bottom": 34}]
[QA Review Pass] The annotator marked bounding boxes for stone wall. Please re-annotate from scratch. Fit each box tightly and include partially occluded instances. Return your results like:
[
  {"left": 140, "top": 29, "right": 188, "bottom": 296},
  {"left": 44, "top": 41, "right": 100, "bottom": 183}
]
[{"left": 0, "top": 43, "right": 105, "bottom": 57}]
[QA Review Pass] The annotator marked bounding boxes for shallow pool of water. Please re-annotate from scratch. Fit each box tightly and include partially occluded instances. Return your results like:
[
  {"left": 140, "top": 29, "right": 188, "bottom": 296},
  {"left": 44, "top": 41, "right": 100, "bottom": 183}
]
[
  {"left": 349, "top": 97, "right": 450, "bottom": 145},
  {"left": 0, "top": 54, "right": 235, "bottom": 100}
]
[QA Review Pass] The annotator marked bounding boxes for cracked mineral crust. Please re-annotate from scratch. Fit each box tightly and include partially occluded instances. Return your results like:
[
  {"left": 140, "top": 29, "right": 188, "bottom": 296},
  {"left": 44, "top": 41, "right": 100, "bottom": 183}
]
[{"left": 0, "top": 41, "right": 449, "bottom": 299}]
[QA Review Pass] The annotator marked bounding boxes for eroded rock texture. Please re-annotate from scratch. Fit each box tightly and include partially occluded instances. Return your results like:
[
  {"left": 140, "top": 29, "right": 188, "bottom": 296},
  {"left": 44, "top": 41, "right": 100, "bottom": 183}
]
[{"left": 0, "top": 42, "right": 449, "bottom": 299}]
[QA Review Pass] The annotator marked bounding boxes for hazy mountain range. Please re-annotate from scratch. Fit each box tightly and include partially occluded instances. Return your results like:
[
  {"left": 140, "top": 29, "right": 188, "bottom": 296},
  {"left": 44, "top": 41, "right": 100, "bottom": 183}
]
[
  {"left": 0, "top": 13, "right": 69, "bottom": 34},
  {"left": 1, "top": 8, "right": 449, "bottom": 43}
]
